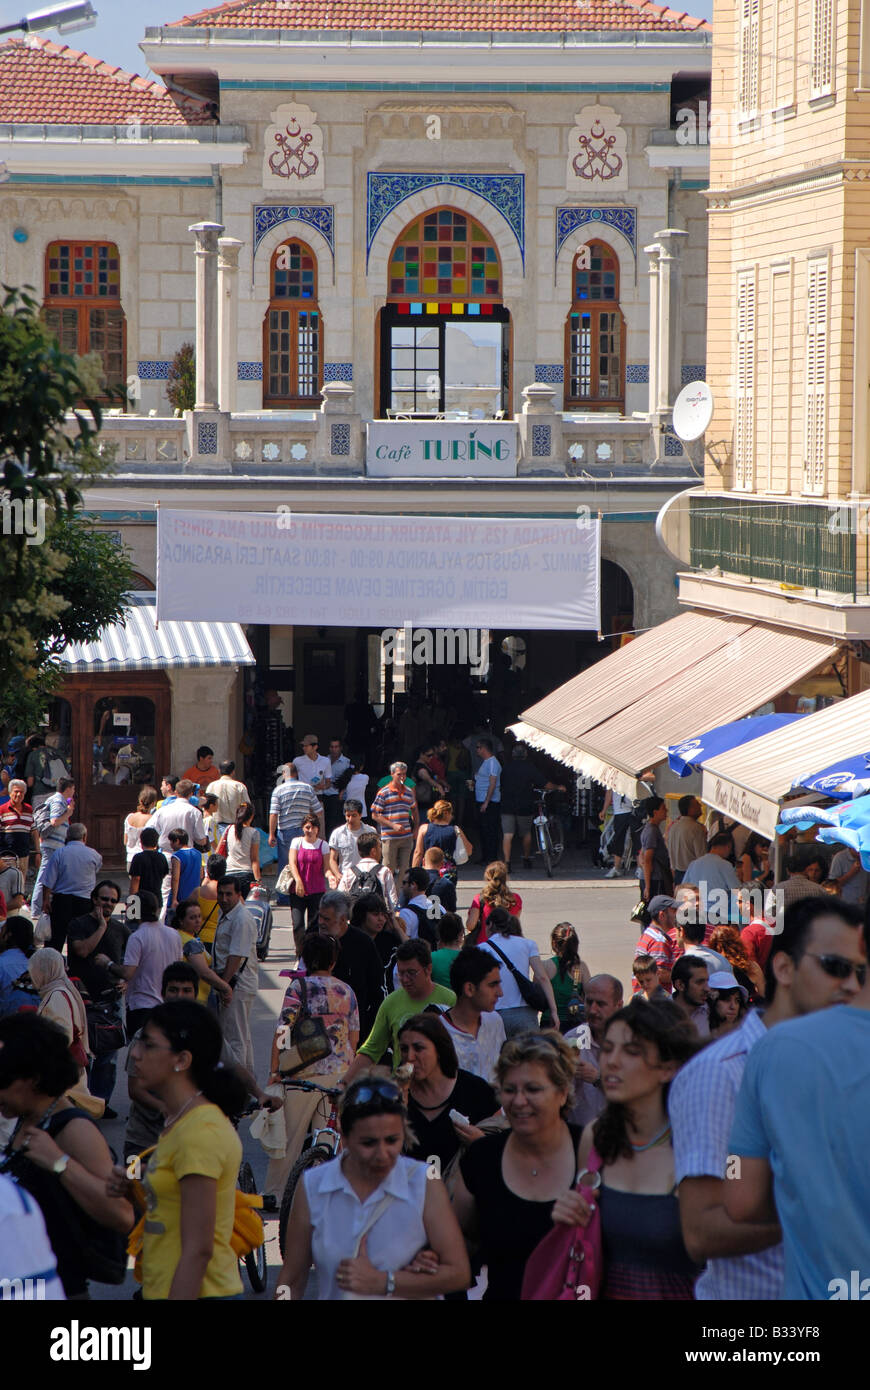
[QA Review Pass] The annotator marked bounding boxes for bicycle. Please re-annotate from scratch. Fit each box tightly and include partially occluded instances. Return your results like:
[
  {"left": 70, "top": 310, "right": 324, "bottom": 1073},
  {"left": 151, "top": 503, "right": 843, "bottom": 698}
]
[
  {"left": 234, "top": 1100, "right": 268, "bottom": 1294},
  {"left": 277, "top": 1077, "right": 343, "bottom": 1260},
  {"left": 532, "top": 787, "right": 565, "bottom": 877}
]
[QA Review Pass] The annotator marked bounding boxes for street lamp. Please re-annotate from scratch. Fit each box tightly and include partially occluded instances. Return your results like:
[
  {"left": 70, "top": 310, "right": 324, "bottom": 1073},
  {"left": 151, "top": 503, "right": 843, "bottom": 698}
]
[{"left": 0, "top": 3, "right": 98, "bottom": 37}]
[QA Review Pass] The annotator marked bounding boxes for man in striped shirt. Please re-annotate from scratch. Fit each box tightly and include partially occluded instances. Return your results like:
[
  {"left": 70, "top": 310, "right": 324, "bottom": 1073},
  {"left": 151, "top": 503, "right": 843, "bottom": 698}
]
[
  {"left": 268, "top": 763, "right": 323, "bottom": 876},
  {"left": 668, "top": 897, "right": 863, "bottom": 1300},
  {"left": 370, "top": 762, "right": 419, "bottom": 879}
]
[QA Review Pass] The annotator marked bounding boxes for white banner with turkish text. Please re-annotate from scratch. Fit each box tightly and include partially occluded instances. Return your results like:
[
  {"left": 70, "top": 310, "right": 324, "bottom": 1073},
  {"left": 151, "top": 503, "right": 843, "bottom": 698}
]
[{"left": 156, "top": 509, "right": 600, "bottom": 630}]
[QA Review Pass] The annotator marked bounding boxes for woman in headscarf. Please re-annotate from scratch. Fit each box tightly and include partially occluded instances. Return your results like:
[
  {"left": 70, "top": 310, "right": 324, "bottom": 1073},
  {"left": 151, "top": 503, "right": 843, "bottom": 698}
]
[{"left": 27, "top": 949, "right": 103, "bottom": 1119}]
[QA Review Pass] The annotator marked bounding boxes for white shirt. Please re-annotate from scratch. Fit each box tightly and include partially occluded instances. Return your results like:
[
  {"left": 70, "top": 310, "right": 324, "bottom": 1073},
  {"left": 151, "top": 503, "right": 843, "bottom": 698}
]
[
  {"left": 149, "top": 799, "right": 207, "bottom": 854},
  {"left": 438, "top": 1008, "right": 506, "bottom": 1085},
  {"left": 293, "top": 753, "right": 333, "bottom": 789},
  {"left": 0, "top": 1174, "right": 66, "bottom": 1300},
  {"left": 399, "top": 893, "right": 442, "bottom": 937},
  {"left": 328, "top": 821, "right": 376, "bottom": 874},
  {"left": 212, "top": 776, "right": 250, "bottom": 824},
  {"left": 305, "top": 1154, "right": 429, "bottom": 1301},
  {"left": 342, "top": 772, "right": 370, "bottom": 815},
  {"left": 481, "top": 935, "right": 540, "bottom": 1011}
]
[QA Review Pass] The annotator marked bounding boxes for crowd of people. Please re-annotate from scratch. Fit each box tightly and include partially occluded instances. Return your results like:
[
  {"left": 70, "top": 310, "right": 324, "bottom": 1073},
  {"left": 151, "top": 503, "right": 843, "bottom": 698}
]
[{"left": 0, "top": 725, "right": 867, "bottom": 1305}]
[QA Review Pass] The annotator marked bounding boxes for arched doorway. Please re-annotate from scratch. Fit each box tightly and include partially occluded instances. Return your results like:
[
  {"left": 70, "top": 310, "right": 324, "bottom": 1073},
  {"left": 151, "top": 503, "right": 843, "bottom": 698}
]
[
  {"left": 564, "top": 239, "right": 626, "bottom": 412},
  {"left": 377, "top": 207, "right": 510, "bottom": 417}
]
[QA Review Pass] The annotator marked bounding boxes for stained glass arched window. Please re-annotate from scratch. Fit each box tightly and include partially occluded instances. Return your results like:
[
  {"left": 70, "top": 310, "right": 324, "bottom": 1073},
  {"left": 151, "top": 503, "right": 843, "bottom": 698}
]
[
  {"left": 564, "top": 240, "right": 624, "bottom": 409},
  {"left": 388, "top": 210, "right": 501, "bottom": 302},
  {"left": 263, "top": 239, "right": 322, "bottom": 405}
]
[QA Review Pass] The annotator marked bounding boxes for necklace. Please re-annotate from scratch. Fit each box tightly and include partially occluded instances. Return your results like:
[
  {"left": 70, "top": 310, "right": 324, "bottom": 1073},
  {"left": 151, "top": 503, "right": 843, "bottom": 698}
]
[
  {"left": 164, "top": 1091, "right": 203, "bottom": 1130},
  {"left": 629, "top": 1121, "right": 671, "bottom": 1153}
]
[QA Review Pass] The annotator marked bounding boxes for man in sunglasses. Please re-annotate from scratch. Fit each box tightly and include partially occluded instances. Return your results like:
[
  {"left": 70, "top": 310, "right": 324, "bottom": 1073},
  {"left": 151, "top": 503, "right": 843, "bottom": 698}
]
[
  {"left": 67, "top": 880, "right": 129, "bottom": 1115},
  {"left": 723, "top": 898, "right": 869, "bottom": 1299}
]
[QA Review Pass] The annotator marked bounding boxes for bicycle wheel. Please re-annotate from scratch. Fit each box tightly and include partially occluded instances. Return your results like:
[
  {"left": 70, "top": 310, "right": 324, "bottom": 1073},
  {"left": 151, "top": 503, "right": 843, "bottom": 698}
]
[
  {"left": 538, "top": 823, "right": 555, "bottom": 877},
  {"left": 278, "top": 1145, "right": 334, "bottom": 1260},
  {"left": 547, "top": 816, "right": 565, "bottom": 871},
  {"left": 238, "top": 1161, "right": 268, "bottom": 1294}
]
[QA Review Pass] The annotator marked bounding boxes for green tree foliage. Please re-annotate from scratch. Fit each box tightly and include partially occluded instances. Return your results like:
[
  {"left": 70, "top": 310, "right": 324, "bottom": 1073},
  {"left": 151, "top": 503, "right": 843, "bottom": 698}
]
[
  {"left": 167, "top": 341, "right": 196, "bottom": 412},
  {"left": 0, "top": 286, "right": 133, "bottom": 731}
]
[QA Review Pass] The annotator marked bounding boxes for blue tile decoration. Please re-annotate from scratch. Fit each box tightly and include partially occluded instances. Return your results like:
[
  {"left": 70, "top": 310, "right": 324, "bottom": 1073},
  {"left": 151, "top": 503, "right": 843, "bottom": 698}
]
[
  {"left": 626, "top": 363, "right": 649, "bottom": 384},
  {"left": 237, "top": 361, "right": 263, "bottom": 381},
  {"left": 681, "top": 364, "right": 706, "bottom": 385},
  {"left": 555, "top": 207, "right": 637, "bottom": 268},
  {"left": 531, "top": 424, "right": 552, "bottom": 458},
  {"left": 534, "top": 364, "right": 564, "bottom": 383},
  {"left": 664, "top": 433, "right": 685, "bottom": 457},
  {"left": 331, "top": 423, "right": 351, "bottom": 457},
  {"left": 137, "top": 361, "right": 171, "bottom": 379},
  {"left": 324, "top": 362, "right": 353, "bottom": 382},
  {"left": 253, "top": 204, "right": 334, "bottom": 259},
  {"left": 367, "top": 172, "right": 525, "bottom": 268},
  {"left": 197, "top": 421, "right": 218, "bottom": 455}
]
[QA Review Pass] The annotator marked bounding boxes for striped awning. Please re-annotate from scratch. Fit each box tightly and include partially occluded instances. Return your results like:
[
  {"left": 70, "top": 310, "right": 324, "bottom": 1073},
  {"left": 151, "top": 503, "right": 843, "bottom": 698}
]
[{"left": 59, "top": 593, "right": 255, "bottom": 673}]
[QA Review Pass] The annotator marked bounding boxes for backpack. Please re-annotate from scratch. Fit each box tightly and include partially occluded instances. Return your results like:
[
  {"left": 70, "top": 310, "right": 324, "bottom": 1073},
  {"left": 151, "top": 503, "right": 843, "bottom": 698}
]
[
  {"left": 404, "top": 900, "right": 441, "bottom": 950},
  {"left": 348, "top": 864, "right": 387, "bottom": 906},
  {"left": 33, "top": 800, "right": 54, "bottom": 837}
]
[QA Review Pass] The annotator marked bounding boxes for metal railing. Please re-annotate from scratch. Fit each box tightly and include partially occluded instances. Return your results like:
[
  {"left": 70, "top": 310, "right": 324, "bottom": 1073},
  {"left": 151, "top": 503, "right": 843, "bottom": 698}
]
[{"left": 689, "top": 496, "right": 866, "bottom": 598}]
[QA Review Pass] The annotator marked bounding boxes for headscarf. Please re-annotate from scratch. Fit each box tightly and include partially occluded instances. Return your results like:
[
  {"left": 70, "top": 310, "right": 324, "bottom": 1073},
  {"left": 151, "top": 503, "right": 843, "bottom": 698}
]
[{"left": 28, "top": 948, "right": 90, "bottom": 1048}]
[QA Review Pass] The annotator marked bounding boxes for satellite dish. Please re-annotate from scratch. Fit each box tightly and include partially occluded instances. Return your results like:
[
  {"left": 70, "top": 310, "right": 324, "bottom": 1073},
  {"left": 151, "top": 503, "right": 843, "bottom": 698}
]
[{"left": 672, "top": 380, "right": 714, "bottom": 442}]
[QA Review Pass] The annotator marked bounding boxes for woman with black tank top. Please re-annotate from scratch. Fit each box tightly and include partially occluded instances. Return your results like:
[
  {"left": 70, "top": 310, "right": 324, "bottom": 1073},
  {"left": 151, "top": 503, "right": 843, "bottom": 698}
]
[
  {"left": 412, "top": 800, "right": 472, "bottom": 885},
  {"left": 452, "top": 1030, "right": 582, "bottom": 1300},
  {"left": 552, "top": 998, "right": 701, "bottom": 1300},
  {"left": 0, "top": 1013, "right": 134, "bottom": 1298}
]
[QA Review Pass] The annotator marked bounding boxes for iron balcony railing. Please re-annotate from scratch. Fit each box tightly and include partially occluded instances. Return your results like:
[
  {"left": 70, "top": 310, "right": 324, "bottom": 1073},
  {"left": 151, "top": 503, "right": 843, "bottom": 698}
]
[{"left": 689, "top": 496, "right": 867, "bottom": 599}]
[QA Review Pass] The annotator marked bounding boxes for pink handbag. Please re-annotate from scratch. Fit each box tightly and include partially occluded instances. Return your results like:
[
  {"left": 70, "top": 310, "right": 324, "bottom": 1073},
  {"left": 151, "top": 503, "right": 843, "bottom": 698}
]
[{"left": 521, "top": 1145, "right": 604, "bottom": 1301}]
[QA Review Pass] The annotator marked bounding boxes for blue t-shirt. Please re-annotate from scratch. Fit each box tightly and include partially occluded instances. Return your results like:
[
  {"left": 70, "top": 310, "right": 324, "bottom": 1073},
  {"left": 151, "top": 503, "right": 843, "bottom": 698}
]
[
  {"left": 0, "top": 947, "right": 35, "bottom": 1017},
  {"left": 729, "top": 1005, "right": 870, "bottom": 1299},
  {"left": 474, "top": 756, "right": 501, "bottom": 805},
  {"left": 172, "top": 846, "right": 202, "bottom": 902}
]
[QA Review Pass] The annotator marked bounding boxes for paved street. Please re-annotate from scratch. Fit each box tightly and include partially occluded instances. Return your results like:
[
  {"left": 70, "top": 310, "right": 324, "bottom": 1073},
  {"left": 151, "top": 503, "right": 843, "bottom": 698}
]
[{"left": 94, "top": 859, "right": 640, "bottom": 1299}]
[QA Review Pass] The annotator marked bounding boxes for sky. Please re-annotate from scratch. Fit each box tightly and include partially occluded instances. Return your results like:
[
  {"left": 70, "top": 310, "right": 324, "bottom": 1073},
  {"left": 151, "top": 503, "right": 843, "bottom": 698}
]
[{"left": 9, "top": 0, "right": 715, "bottom": 80}]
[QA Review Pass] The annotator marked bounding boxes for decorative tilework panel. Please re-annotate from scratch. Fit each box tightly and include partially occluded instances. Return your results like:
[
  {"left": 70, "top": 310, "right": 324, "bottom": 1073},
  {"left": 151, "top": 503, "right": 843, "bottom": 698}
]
[
  {"left": 626, "top": 363, "right": 649, "bottom": 384},
  {"left": 531, "top": 424, "right": 552, "bottom": 458},
  {"left": 664, "top": 433, "right": 685, "bottom": 457},
  {"left": 681, "top": 364, "right": 706, "bottom": 385},
  {"left": 331, "top": 423, "right": 351, "bottom": 457},
  {"left": 324, "top": 362, "right": 353, "bottom": 382},
  {"left": 367, "top": 172, "right": 525, "bottom": 267},
  {"left": 138, "top": 360, "right": 171, "bottom": 379},
  {"left": 197, "top": 421, "right": 218, "bottom": 455},
  {"left": 535, "top": 364, "right": 564, "bottom": 383},
  {"left": 555, "top": 207, "right": 636, "bottom": 267},
  {"left": 238, "top": 361, "right": 263, "bottom": 380},
  {"left": 254, "top": 204, "right": 335, "bottom": 258}
]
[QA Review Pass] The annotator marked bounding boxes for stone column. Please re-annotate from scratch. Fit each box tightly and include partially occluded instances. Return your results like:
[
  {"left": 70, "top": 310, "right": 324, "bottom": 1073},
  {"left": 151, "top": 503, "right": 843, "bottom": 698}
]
[
  {"left": 655, "top": 227, "right": 689, "bottom": 411},
  {"left": 217, "top": 236, "right": 243, "bottom": 415},
  {"left": 517, "top": 382, "right": 562, "bottom": 475},
  {"left": 644, "top": 241, "right": 662, "bottom": 418},
  {"left": 188, "top": 221, "right": 224, "bottom": 411}
]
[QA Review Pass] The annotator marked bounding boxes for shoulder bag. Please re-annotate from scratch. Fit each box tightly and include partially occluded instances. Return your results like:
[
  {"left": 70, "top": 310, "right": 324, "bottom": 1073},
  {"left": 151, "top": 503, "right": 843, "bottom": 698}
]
[
  {"left": 452, "top": 829, "right": 469, "bottom": 866},
  {"left": 62, "top": 993, "right": 89, "bottom": 1069},
  {"left": 486, "top": 938, "right": 548, "bottom": 1014},
  {"left": 277, "top": 975, "right": 333, "bottom": 1077},
  {"left": 521, "top": 1144, "right": 604, "bottom": 1301}
]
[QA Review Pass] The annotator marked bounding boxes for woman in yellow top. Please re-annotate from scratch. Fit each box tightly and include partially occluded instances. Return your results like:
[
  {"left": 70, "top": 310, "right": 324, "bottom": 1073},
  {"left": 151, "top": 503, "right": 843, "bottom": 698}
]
[
  {"left": 172, "top": 900, "right": 233, "bottom": 1008},
  {"left": 197, "top": 853, "right": 226, "bottom": 949},
  {"left": 110, "top": 1000, "right": 247, "bottom": 1300}
]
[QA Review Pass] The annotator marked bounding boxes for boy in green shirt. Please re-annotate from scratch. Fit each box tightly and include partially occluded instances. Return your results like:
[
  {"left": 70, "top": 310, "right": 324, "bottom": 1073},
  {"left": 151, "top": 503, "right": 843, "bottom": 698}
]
[
  {"left": 430, "top": 913, "right": 465, "bottom": 990},
  {"left": 344, "top": 939, "right": 455, "bottom": 1078}
]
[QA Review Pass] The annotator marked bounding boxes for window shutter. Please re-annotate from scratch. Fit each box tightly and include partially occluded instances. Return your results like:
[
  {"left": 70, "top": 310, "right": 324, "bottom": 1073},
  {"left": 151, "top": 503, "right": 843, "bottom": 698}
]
[
  {"left": 811, "top": 0, "right": 834, "bottom": 97},
  {"left": 740, "top": 0, "right": 760, "bottom": 116},
  {"left": 735, "top": 271, "right": 756, "bottom": 490},
  {"left": 804, "top": 258, "right": 829, "bottom": 494}
]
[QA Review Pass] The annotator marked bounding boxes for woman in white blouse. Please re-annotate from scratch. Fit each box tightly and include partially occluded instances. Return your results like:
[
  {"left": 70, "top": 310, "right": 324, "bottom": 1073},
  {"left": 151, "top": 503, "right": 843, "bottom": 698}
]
[
  {"left": 223, "top": 802, "right": 261, "bottom": 897},
  {"left": 276, "top": 1072, "right": 469, "bottom": 1300},
  {"left": 123, "top": 785, "right": 157, "bottom": 869}
]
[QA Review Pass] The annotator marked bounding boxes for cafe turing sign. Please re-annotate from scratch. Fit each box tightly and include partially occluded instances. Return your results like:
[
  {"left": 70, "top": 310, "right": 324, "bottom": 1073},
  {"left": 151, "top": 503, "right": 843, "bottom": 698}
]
[{"left": 366, "top": 422, "right": 518, "bottom": 477}]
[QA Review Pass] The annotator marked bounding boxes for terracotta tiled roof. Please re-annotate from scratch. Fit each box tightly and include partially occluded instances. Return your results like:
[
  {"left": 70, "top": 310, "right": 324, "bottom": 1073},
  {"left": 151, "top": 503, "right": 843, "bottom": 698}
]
[
  {"left": 169, "top": 0, "right": 710, "bottom": 34},
  {"left": 0, "top": 36, "right": 216, "bottom": 124}
]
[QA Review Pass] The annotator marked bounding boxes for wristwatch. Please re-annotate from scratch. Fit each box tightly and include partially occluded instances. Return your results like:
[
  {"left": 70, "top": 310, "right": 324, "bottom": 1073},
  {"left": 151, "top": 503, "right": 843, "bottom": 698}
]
[
  {"left": 52, "top": 1154, "right": 71, "bottom": 1176},
  {"left": 385, "top": 1270, "right": 397, "bottom": 1297}
]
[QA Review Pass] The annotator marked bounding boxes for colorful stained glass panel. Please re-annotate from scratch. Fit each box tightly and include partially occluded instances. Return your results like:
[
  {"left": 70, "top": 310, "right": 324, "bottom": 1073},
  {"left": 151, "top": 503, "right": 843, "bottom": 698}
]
[{"left": 388, "top": 211, "right": 501, "bottom": 301}]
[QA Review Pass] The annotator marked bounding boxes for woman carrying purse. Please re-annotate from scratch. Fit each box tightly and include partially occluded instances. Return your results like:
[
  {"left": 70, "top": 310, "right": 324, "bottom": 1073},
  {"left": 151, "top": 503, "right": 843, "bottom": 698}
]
[{"left": 550, "top": 998, "right": 700, "bottom": 1300}]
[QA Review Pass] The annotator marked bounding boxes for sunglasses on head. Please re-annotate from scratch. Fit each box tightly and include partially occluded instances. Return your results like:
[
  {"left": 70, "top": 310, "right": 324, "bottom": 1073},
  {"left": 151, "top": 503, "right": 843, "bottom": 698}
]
[
  {"left": 344, "top": 1079, "right": 402, "bottom": 1106},
  {"left": 806, "top": 952, "right": 867, "bottom": 985}
]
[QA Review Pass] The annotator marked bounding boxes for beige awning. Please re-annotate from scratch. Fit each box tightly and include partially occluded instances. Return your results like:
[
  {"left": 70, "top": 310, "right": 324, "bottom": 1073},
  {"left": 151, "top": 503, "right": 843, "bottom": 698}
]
[
  {"left": 701, "top": 686, "right": 870, "bottom": 838},
  {"left": 513, "top": 611, "right": 840, "bottom": 799}
]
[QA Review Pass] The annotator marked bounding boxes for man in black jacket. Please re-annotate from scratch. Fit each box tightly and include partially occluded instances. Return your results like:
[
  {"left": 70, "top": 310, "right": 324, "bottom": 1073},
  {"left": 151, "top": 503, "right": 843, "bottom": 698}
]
[{"left": 317, "top": 890, "right": 384, "bottom": 1040}]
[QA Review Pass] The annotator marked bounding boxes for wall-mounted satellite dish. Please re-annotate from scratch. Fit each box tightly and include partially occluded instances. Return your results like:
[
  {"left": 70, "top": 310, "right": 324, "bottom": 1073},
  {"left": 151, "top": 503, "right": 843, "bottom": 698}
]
[{"left": 672, "top": 380, "right": 714, "bottom": 442}]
